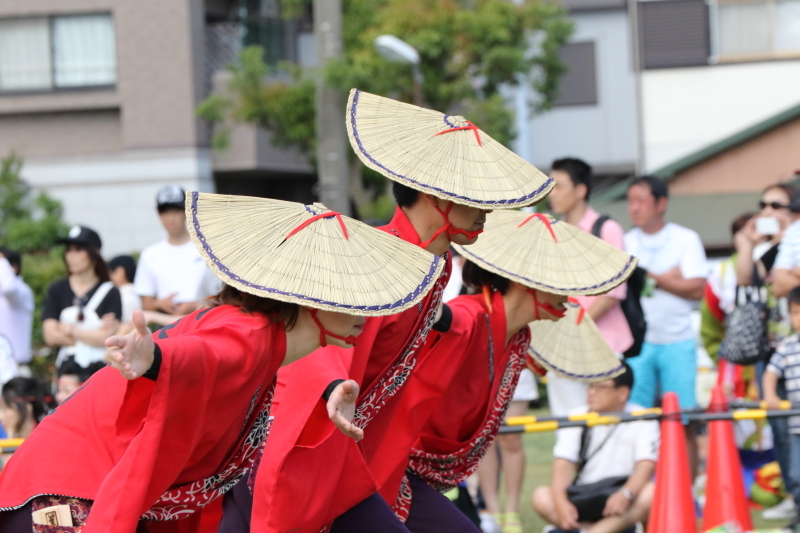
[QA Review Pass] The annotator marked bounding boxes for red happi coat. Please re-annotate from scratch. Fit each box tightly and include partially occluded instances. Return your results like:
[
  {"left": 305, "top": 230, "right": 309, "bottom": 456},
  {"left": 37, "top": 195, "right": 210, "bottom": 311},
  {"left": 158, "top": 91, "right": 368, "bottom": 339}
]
[
  {"left": 251, "top": 207, "right": 451, "bottom": 533},
  {"left": 0, "top": 306, "right": 285, "bottom": 533},
  {"left": 373, "top": 291, "right": 530, "bottom": 520}
]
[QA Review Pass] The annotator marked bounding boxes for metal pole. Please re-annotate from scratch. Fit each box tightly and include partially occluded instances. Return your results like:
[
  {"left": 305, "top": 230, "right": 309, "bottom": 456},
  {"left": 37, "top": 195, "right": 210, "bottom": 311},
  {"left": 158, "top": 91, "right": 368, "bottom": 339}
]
[{"left": 313, "top": 0, "right": 351, "bottom": 215}]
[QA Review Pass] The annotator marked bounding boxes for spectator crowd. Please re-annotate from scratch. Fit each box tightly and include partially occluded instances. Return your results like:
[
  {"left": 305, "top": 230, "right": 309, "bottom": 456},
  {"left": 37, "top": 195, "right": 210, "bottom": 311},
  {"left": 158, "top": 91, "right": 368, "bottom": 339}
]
[
  {"left": 0, "top": 185, "right": 219, "bottom": 446},
  {"left": 3, "top": 166, "right": 800, "bottom": 533}
]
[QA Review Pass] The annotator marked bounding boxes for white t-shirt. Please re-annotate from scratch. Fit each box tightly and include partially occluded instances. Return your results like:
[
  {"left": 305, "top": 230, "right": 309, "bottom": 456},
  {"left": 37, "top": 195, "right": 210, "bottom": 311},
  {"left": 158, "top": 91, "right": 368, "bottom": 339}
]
[
  {"left": 118, "top": 283, "right": 142, "bottom": 324},
  {"left": 553, "top": 403, "right": 660, "bottom": 485},
  {"left": 624, "top": 223, "right": 708, "bottom": 344},
  {"left": 134, "top": 240, "right": 214, "bottom": 304},
  {"left": 775, "top": 219, "right": 800, "bottom": 272},
  {"left": 0, "top": 258, "right": 34, "bottom": 364}
]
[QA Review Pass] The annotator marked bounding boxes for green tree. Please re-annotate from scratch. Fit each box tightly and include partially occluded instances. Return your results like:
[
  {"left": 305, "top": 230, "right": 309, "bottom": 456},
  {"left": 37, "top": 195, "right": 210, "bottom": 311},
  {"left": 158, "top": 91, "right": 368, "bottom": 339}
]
[
  {"left": 199, "top": 0, "right": 572, "bottom": 218},
  {"left": 0, "top": 153, "right": 69, "bottom": 368}
]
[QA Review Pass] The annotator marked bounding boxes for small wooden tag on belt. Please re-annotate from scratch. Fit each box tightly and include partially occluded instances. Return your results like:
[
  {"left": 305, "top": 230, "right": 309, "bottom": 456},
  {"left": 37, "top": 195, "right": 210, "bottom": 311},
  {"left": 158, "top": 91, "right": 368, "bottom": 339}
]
[{"left": 32, "top": 504, "right": 74, "bottom": 527}]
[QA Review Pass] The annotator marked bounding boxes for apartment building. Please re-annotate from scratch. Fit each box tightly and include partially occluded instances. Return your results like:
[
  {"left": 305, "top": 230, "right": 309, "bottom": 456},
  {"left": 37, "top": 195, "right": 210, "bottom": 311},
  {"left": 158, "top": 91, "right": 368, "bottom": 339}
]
[{"left": 0, "top": 0, "right": 315, "bottom": 255}]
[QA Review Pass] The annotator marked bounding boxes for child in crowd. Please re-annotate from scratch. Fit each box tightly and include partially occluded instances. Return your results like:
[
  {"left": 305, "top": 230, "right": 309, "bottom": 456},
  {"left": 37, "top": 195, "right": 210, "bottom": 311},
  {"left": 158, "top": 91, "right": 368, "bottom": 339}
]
[{"left": 763, "top": 285, "right": 800, "bottom": 532}]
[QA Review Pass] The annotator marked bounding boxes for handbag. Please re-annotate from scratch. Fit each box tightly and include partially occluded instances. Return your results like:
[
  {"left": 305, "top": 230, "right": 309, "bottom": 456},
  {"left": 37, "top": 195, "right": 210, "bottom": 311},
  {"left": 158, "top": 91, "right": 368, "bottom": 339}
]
[
  {"left": 566, "top": 426, "right": 628, "bottom": 523},
  {"left": 720, "top": 271, "right": 771, "bottom": 365}
]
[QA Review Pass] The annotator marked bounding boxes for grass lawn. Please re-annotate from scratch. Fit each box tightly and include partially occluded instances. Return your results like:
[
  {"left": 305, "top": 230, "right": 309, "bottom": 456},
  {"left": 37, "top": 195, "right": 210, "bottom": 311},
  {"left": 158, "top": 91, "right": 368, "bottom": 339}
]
[{"left": 511, "top": 406, "right": 789, "bottom": 532}]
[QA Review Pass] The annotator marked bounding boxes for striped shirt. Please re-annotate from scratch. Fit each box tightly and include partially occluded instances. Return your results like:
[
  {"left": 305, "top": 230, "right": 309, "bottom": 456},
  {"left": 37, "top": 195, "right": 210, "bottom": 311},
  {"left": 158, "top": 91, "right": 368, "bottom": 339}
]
[
  {"left": 767, "top": 334, "right": 800, "bottom": 432},
  {"left": 774, "top": 220, "right": 800, "bottom": 271}
]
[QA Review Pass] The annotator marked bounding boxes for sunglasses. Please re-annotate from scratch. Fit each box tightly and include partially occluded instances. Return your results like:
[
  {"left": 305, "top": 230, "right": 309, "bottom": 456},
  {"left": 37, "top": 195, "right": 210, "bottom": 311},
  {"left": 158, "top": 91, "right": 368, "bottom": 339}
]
[
  {"left": 73, "top": 296, "right": 86, "bottom": 322},
  {"left": 760, "top": 201, "right": 790, "bottom": 210}
]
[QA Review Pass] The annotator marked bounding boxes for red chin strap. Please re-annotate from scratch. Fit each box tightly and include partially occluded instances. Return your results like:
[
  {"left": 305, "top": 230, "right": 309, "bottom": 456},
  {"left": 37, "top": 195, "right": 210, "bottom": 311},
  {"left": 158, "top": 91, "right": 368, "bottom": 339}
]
[
  {"left": 308, "top": 308, "right": 358, "bottom": 347},
  {"left": 528, "top": 289, "right": 567, "bottom": 320},
  {"left": 567, "top": 296, "right": 586, "bottom": 325},
  {"left": 418, "top": 201, "right": 484, "bottom": 249}
]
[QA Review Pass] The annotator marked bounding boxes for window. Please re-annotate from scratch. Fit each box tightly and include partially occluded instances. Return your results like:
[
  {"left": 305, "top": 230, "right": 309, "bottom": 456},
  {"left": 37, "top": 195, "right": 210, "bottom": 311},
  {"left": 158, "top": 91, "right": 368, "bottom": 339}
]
[
  {"left": 0, "top": 14, "right": 116, "bottom": 92},
  {"left": 638, "top": 0, "right": 711, "bottom": 69},
  {"left": 714, "top": 0, "right": 800, "bottom": 60},
  {"left": 554, "top": 42, "right": 598, "bottom": 107}
]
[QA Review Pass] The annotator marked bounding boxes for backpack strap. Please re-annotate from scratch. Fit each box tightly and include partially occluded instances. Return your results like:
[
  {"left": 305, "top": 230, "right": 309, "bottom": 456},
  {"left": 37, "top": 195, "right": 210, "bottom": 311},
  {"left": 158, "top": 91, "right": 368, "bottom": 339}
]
[
  {"left": 84, "top": 281, "right": 114, "bottom": 316},
  {"left": 591, "top": 215, "right": 612, "bottom": 238}
]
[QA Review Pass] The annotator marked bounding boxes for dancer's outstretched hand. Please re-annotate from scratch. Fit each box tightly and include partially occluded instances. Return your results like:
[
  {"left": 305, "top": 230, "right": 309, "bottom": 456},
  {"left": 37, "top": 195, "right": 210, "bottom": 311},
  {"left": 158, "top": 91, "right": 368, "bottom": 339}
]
[
  {"left": 326, "top": 380, "right": 364, "bottom": 441},
  {"left": 105, "top": 309, "right": 155, "bottom": 380}
]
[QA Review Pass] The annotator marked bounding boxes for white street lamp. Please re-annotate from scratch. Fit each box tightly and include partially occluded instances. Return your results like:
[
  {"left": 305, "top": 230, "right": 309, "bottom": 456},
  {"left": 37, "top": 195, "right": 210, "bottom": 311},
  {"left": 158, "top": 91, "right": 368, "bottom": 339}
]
[{"left": 374, "top": 34, "right": 423, "bottom": 106}]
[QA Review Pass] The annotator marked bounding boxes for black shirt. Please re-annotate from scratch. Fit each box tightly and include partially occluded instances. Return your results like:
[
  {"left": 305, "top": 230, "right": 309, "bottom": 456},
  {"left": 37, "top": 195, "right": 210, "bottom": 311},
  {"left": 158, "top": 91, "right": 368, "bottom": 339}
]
[{"left": 42, "top": 278, "right": 122, "bottom": 323}]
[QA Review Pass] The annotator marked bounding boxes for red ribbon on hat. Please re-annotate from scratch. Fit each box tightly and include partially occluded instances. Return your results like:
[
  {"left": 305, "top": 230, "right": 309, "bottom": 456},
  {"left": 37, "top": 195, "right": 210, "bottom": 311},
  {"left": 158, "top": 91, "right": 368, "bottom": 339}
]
[
  {"left": 568, "top": 297, "right": 586, "bottom": 325},
  {"left": 517, "top": 213, "right": 558, "bottom": 242},
  {"left": 433, "top": 121, "right": 482, "bottom": 146},
  {"left": 286, "top": 212, "right": 349, "bottom": 241}
]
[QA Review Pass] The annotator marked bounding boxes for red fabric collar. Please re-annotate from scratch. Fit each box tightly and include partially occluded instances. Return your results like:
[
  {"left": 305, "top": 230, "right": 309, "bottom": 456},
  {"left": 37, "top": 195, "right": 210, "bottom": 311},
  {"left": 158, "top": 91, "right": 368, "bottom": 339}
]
[{"left": 384, "top": 207, "right": 423, "bottom": 245}]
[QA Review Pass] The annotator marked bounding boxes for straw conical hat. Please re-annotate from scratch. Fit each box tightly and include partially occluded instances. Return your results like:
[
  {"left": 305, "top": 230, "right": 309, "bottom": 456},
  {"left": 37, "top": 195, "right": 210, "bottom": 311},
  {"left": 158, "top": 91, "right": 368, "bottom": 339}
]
[
  {"left": 453, "top": 211, "right": 637, "bottom": 296},
  {"left": 345, "top": 89, "right": 553, "bottom": 209},
  {"left": 528, "top": 300, "right": 625, "bottom": 382},
  {"left": 187, "top": 192, "right": 444, "bottom": 316}
]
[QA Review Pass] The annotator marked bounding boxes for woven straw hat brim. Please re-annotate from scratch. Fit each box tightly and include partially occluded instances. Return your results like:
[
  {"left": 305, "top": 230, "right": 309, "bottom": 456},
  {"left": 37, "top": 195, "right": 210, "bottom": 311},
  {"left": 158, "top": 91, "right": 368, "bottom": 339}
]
[
  {"left": 528, "top": 301, "right": 625, "bottom": 382},
  {"left": 186, "top": 192, "right": 445, "bottom": 316},
  {"left": 453, "top": 211, "right": 638, "bottom": 296},
  {"left": 346, "top": 89, "right": 553, "bottom": 209}
]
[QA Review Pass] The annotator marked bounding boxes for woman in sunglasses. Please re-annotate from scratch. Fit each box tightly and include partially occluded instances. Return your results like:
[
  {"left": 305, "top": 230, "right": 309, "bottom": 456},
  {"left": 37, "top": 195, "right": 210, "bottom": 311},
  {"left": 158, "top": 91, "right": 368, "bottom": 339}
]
[
  {"left": 42, "top": 225, "right": 122, "bottom": 375},
  {"left": 735, "top": 183, "right": 795, "bottom": 286}
]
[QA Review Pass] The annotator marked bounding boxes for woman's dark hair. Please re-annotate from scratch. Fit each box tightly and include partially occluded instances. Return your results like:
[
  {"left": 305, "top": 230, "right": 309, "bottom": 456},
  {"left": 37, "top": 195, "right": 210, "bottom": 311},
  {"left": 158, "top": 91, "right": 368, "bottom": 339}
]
[
  {"left": 628, "top": 175, "right": 669, "bottom": 201},
  {"left": 108, "top": 255, "right": 137, "bottom": 283},
  {"left": 731, "top": 212, "right": 755, "bottom": 238},
  {"left": 210, "top": 284, "right": 300, "bottom": 330},
  {"left": 787, "top": 286, "right": 800, "bottom": 308},
  {"left": 2, "top": 377, "right": 48, "bottom": 433},
  {"left": 551, "top": 157, "right": 593, "bottom": 200},
  {"left": 392, "top": 182, "right": 421, "bottom": 208},
  {"left": 63, "top": 244, "right": 110, "bottom": 282},
  {"left": 0, "top": 247, "right": 22, "bottom": 274},
  {"left": 57, "top": 358, "right": 105, "bottom": 382},
  {"left": 461, "top": 260, "right": 511, "bottom": 295}
]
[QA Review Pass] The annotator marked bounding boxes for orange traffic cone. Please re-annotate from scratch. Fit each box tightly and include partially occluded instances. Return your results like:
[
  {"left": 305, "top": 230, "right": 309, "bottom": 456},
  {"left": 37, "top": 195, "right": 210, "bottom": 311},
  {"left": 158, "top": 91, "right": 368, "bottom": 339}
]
[
  {"left": 701, "top": 385, "right": 753, "bottom": 531},
  {"left": 649, "top": 392, "right": 697, "bottom": 533}
]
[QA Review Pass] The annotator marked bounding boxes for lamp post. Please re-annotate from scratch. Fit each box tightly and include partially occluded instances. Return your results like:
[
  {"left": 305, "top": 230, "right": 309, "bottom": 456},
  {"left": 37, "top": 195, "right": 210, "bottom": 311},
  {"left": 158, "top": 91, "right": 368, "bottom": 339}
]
[{"left": 374, "top": 34, "right": 423, "bottom": 106}]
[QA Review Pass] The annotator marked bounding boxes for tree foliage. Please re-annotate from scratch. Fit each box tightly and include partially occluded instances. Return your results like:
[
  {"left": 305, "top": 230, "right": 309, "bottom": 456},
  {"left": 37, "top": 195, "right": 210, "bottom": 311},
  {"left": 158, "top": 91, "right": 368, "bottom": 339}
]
[{"left": 199, "top": 0, "right": 572, "bottom": 217}]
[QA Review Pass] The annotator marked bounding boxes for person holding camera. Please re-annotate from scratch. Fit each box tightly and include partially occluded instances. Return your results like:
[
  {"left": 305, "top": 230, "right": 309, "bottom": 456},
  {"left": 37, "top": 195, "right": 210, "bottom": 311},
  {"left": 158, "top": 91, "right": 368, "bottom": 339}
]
[{"left": 531, "top": 363, "right": 657, "bottom": 533}]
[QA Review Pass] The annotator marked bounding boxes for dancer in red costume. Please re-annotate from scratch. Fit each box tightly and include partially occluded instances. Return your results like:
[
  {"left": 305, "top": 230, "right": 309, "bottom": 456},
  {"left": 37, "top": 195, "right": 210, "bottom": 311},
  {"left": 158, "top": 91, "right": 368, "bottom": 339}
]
[
  {"left": 219, "top": 90, "right": 555, "bottom": 533},
  {"left": 368, "top": 210, "right": 637, "bottom": 532},
  {"left": 0, "top": 193, "right": 443, "bottom": 533}
]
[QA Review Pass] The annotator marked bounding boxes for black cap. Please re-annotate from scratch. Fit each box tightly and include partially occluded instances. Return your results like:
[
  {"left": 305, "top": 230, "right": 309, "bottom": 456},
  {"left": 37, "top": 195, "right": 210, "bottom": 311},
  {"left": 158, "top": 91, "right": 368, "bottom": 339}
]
[
  {"left": 156, "top": 185, "right": 186, "bottom": 211},
  {"left": 58, "top": 225, "right": 102, "bottom": 250}
]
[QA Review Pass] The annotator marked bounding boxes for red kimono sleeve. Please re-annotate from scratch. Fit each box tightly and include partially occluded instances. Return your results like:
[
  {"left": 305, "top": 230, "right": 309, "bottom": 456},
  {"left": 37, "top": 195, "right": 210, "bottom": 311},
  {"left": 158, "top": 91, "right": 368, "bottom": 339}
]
[{"left": 0, "top": 308, "right": 280, "bottom": 533}]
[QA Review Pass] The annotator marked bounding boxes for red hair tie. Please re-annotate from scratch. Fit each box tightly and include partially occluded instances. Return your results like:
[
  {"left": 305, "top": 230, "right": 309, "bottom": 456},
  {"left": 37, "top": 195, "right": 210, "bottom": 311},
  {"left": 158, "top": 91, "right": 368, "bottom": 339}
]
[{"left": 517, "top": 213, "right": 557, "bottom": 242}]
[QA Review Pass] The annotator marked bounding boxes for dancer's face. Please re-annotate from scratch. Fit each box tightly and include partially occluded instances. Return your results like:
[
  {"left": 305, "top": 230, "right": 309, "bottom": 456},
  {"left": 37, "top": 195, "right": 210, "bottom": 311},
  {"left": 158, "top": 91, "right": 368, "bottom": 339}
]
[
  {"left": 530, "top": 289, "right": 568, "bottom": 322},
  {"left": 315, "top": 310, "right": 367, "bottom": 348},
  {"left": 429, "top": 197, "right": 490, "bottom": 246}
]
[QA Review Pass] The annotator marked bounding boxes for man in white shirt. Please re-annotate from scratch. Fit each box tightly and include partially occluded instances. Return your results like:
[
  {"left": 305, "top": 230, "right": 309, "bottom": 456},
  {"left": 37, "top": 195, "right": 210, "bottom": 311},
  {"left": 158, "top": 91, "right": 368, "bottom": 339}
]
[
  {"left": 134, "top": 186, "right": 218, "bottom": 316},
  {"left": 0, "top": 247, "right": 34, "bottom": 370},
  {"left": 532, "top": 363, "right": 658, "bottom": 533},
  {"left": 623, "top": 175, "right": 707, "bottom": 477}
]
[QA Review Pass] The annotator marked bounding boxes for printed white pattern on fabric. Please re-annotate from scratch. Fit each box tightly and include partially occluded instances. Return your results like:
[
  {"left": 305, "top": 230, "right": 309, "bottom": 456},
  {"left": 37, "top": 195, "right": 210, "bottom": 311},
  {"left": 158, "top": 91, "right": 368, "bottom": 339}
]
[
  {"left": 0, "top": 18, "right": 52, "bottom": 90},
  {"left": 53, "top": 15, "right": 117, "bottom": 87},
  {"left": 406, "top": 328, "right": 530, "bottom": 493}
]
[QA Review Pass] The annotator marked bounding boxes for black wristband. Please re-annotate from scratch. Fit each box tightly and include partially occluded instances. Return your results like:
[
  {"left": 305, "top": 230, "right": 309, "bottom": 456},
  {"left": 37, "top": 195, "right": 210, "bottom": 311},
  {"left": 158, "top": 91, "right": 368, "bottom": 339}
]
[
  {"left": 432, "top": 304, "right": 452, "bottom": 333},
  {"left": 322, "top": 379, "right": 347, "bottom": 402},
  {"left": 142, "top": 343, "right": 163, "bottom": 381}
]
